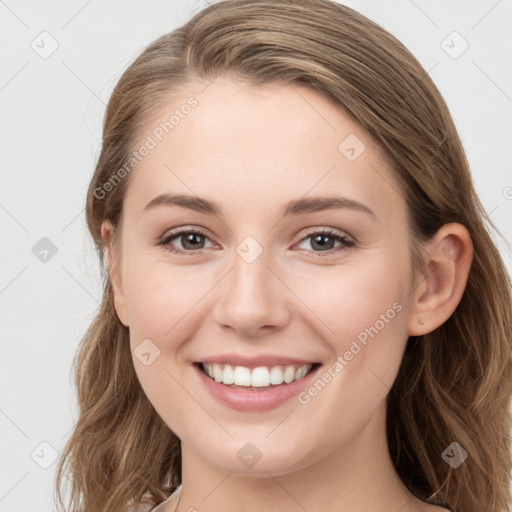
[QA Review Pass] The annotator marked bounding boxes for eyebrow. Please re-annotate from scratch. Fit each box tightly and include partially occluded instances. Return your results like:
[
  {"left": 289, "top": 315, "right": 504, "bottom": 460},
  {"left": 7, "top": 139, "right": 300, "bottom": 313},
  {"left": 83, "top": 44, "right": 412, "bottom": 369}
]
[{"left": 143, "top": 193, "right": 376, "bottom": 218}]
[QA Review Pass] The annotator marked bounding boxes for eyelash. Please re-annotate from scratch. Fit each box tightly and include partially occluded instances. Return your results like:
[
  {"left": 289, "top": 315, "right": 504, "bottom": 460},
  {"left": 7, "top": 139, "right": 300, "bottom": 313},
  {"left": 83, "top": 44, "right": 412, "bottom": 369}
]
[{"left": 158, "top": 227, "right": 355, "bottom": 256}]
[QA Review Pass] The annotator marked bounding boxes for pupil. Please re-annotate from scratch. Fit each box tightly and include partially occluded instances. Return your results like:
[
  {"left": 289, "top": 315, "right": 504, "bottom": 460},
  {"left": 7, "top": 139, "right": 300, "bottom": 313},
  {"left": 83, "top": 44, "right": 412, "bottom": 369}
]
[
  {"left": 313, "top": 234, "right": 333, "bottom": 250},
  {"left": 184, "top": 233, "right": 203, "bottom": 249}
]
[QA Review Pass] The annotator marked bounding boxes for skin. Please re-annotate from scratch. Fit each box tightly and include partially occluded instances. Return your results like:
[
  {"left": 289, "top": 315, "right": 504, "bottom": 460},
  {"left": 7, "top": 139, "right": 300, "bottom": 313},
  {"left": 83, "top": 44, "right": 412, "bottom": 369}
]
[{"left": 102, "top": 77, "right": 473, "bottom": 512}]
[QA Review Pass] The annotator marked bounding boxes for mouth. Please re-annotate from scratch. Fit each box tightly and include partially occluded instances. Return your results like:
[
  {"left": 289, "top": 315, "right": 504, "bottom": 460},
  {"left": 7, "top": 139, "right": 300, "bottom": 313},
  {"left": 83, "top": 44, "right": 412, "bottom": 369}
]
[{"left": 194, "top": 361, "right": 321, "bottom": 390}]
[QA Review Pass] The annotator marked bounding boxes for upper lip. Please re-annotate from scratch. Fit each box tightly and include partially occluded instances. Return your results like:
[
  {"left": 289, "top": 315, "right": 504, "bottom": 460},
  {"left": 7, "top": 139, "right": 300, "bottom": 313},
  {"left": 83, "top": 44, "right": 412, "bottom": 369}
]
[{"left": 196, "top": 354, "right": 319, "bottom": 368}]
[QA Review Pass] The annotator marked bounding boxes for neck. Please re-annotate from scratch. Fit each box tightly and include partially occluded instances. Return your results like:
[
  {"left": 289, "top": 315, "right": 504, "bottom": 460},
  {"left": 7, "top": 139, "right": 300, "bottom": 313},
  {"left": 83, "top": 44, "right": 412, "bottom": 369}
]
[{"left": 175, "top": 402, "right": 423, "bottom": 512}]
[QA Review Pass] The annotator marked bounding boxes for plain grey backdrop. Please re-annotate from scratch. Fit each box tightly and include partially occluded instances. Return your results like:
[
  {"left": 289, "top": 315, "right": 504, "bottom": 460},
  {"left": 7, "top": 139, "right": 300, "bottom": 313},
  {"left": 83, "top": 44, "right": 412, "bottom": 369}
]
[{"left": 1, "top": 1, "right": 511, "bottom": 511}]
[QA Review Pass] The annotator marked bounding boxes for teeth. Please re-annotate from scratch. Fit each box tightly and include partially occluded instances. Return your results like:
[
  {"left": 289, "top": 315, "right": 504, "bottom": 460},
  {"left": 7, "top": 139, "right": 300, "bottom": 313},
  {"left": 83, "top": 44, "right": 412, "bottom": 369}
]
[
  {"left": 283, "top": 365, "right": 295, "bottom": 383},
  {"left": 223, "top": 364, "right": 234, "bottom": 384},
  {"left": 269, "top": 366, "right": 283, "bottom": 385},
  {"left": 295, "top": 365, "right": 307, "bottom": 381},
  {"left": 213, "top": 364, "right": 223, "bottom": 382},
  {"left": 234, "top": 366, "right": 251, "bottom": 386},
  {"left": 201, "top": 363, "right": 314, "bottom": 387},
  {"left": 251, "top": 367, "right": 270, "bottom": 387}
]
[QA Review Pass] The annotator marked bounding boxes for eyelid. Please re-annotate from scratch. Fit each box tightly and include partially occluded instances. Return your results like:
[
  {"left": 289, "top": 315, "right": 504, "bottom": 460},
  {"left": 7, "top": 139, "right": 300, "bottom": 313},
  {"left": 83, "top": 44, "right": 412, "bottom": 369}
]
[
  {"left": 299, "top": 226, "right": 355, "bottom": 243},
  {"left": 160, "top": 225, "right": 210, "bottom": 240}
]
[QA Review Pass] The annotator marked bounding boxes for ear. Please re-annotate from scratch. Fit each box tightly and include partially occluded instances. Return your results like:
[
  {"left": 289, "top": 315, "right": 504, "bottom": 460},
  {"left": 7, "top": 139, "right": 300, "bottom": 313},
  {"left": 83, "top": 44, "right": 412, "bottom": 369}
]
[
  {"left": 408, "top": 223, "right": 473, "bottom": 336},
  {"left": 101, "top": 220, "right": 129, "bottom": 327}
]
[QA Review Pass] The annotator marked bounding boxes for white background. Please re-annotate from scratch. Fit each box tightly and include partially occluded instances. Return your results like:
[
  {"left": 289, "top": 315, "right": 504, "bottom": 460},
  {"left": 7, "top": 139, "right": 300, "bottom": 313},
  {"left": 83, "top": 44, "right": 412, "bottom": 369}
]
[{"left": 1, "top": 1, "right": 511, "bottom": 511}]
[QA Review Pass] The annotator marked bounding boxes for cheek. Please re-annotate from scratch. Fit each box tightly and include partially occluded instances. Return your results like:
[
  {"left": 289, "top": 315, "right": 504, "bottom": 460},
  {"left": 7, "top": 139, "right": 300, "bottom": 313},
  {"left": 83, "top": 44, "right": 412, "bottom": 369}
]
[
  {"left": 122, "top": 247, "right": 205, "bottom": 340},
  {"left": 287, "top": 250, "right": 412, "bottom": 411},
  {"left": 289, "top": 249, "right": 412, "bottom": 351},
  {"left": 122, "top": 258, "right": 210, "bottom": 424}
]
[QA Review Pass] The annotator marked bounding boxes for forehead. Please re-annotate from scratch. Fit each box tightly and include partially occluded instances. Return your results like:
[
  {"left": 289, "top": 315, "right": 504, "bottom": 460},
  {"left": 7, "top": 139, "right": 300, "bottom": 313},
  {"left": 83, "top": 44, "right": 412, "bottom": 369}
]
[{"left": 123, "top": 77, "right": 405, "bottom": 224}]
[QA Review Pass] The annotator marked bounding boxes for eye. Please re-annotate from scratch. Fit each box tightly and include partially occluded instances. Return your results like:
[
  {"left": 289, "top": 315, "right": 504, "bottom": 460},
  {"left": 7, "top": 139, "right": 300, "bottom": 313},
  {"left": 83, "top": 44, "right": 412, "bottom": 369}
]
[
  {"left": 159, "top": 228, "right": 215, "bottom": 254},
  {"left": 158, "top": 227, "right": 355, "bottom": 256},
  {"left": 295, "top": 229, "right": 355, "bottom": 255}
]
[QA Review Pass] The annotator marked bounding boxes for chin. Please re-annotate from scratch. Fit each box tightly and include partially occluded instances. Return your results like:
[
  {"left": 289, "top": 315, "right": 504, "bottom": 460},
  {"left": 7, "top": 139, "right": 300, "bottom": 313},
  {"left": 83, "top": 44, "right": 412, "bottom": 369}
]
[{"left": 196, "top": 436, "right": 319, "bottom": 477}]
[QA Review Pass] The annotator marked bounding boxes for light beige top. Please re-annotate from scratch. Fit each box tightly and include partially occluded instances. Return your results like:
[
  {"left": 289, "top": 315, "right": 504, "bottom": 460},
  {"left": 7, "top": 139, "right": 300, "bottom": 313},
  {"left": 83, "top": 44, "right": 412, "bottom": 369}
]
[
  {"left": 151, "top": 485, "right": 182, "bottom": 512},
  {"left": 127, "top": 485, "right": 182, "bottom": 512}
]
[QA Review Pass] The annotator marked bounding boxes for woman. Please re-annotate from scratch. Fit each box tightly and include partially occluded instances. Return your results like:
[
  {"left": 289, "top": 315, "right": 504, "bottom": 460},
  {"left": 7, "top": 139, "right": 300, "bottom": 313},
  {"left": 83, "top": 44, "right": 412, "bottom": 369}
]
[{"left": 54, "top": 1, "right": 512, "bottom": 511}]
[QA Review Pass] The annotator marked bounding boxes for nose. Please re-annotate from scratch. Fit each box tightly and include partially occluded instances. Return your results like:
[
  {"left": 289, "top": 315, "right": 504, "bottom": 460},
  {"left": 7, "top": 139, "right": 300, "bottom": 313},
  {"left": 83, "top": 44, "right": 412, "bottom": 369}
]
[{"left": 212, "top": 246, "right": 291, "bottom": 337}]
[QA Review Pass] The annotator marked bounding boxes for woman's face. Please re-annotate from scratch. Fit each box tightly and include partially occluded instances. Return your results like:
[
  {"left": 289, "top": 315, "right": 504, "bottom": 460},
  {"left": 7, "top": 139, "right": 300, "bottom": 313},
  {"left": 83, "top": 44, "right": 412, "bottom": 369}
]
[{"left": 107, "top": 77, "right": 420, "bottom": 476}]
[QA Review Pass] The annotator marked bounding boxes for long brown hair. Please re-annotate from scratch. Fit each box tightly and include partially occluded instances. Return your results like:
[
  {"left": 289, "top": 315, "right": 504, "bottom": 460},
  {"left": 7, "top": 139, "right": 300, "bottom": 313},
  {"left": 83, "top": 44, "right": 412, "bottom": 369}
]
[{"left": 54, "top": 1, "right": 512, "bottom": 511}]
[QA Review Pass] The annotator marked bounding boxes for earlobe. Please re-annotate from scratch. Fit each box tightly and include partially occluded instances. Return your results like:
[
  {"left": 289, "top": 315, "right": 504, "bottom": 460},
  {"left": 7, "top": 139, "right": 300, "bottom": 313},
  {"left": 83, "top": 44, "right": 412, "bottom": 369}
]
[
  {"left": 408, "top": 223, "right": 473, "bottom": 336},
  {"left": 100, "top": 220, "right": 130, "bottom": 327}
]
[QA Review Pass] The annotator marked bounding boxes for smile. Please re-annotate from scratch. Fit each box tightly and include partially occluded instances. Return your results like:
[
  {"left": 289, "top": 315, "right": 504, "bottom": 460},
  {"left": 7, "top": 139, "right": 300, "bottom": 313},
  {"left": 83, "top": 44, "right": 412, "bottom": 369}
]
[
  {"left": 199, "top": 362, "right": 318, "bottom": 389},
  {"left": 193, "top": 359, "right": 322, "bottom": 412}
]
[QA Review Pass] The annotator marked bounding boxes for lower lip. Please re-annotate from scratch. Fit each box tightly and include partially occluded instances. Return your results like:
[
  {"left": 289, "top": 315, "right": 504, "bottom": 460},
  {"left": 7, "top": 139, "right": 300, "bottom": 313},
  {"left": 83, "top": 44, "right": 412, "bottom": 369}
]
[{"left": 193, "top": 363, "right": 320, "bottom": 412}]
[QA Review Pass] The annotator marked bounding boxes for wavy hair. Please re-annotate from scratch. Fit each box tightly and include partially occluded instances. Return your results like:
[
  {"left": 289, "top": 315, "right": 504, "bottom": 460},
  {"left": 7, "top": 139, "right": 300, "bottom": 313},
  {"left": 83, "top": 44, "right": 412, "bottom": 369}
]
[{"left": 54, "top": 1, "right": 512, "bottom": 511}]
